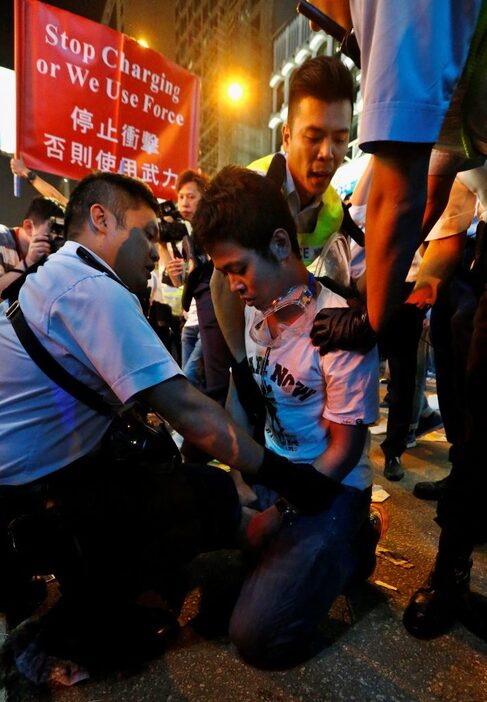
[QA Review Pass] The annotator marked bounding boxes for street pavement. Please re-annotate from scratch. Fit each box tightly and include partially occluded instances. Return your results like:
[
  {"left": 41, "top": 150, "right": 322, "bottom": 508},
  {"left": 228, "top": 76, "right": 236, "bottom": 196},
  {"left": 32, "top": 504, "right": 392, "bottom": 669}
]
[{"left": 2, "top": 393, "right": 487, "bottom": 702}]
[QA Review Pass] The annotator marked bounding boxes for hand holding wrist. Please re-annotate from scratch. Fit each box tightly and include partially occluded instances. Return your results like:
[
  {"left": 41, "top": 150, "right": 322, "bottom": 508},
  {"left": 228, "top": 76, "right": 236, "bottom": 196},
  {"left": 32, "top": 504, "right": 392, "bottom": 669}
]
[{"left": 252, "top": 448, "right": 344, "bottom": 513}]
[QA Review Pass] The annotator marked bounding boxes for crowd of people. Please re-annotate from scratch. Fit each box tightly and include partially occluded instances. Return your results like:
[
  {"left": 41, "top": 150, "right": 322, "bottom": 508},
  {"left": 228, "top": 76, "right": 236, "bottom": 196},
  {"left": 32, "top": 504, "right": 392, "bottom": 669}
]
[{"left": 0, "top": 0, "right": 486, "bottom": 687}]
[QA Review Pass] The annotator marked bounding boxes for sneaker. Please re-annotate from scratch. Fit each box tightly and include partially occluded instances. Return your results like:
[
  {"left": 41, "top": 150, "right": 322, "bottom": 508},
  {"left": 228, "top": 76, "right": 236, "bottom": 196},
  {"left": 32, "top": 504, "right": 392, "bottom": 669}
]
[
  {"left": 416, "top": 411, "right": 443, "bottom": 438},
  {"left": 403, "top": 558, "right": 472, "bottom": 639},
  {"left": 384, "top": 456, "right": 404, "bottom": 481},
  {"left": 369, "top": 502, "right": 389, "bottom": 541},
  {"left": 347, "top": 503, "right": 390, "bottom": 585},
  {"left": 413, "top": 475, "right": 450, "bottom": 500},
  {"left": 406, "top": 431, "right": 417, "bottom": 449}
]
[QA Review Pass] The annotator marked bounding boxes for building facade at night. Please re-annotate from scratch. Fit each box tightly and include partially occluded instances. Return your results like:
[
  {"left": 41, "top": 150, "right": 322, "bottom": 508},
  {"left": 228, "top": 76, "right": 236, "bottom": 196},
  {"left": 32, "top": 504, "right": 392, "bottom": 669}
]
[
  {"left": 267, "top": 13, "right": 362, "bottom": 162},
  {"left": 174, "top": 0, "right": 274, "bottom": 174}
]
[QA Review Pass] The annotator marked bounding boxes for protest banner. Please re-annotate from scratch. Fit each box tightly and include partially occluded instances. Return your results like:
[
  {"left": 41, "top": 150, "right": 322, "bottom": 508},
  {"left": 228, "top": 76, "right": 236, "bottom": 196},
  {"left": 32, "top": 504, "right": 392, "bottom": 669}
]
[{"left": 15, "top": 0, "right": 200, "bottom": 199}]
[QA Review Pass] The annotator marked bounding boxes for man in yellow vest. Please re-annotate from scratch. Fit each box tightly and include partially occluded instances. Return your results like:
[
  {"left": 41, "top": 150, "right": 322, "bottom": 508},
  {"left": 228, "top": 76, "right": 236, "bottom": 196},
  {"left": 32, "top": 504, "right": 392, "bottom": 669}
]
[{"left": 211, "top": 56, "right": 358, "bottom": 435}]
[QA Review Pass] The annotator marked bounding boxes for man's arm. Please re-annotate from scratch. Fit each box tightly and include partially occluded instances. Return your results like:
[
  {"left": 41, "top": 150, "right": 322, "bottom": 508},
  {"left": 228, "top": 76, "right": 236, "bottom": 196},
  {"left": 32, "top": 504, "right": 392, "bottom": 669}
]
[
  {"left": 0, "top": 234, "right": 51, "bottom": 295},
  {"left": 308, "top": 0, "right": 352, "bottom": 31},
  {"left": 314, "top": 420, "right": 367, "bottom": 481},
  {"left": 138, "top": 374, "right": 263, "bottom": 473},
  {"left": 406, "top": 233, "right": 465, "bottom": 309},
  {"left": 407, "top": 172, "right": 480, "bottom": 308},
  {"left": 139, "top": 375, "right": 348, "bottom": 513},
  {"left": 210, "top": 268, "right": 246, "bottom": 361},
  {"left": 365, "top": 142, "right": 433, "bottom": 333},
  {"left": 10, "top": 157, "right": 68, "bottom": 207},
  {"left": 311, "top": 143, "right": 435, "bottom": 353}
]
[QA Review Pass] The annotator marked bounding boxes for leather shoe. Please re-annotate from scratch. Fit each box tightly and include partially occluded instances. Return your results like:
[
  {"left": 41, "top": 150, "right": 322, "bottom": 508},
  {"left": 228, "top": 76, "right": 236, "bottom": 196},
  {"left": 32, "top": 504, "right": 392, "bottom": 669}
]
[
  {"left": 413, "top": 475, "right": 450, "bottom": 500},
  {"left": 384, "top": 456, "right": 404, "bottom": 481},
  {"left": 403, "top": 559, "right": 472, "bottom": 638}
]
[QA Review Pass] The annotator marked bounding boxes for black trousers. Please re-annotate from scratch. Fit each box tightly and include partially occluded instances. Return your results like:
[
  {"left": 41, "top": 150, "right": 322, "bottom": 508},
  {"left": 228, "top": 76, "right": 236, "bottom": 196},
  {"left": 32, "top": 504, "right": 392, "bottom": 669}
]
[
  {"left": 1, "top": 452, "right": 241, "bottom": 606},
  {"left": 379, "top": 288, "right": 425, "bottom": 459},
  {"left": 436, "top": 285, "right": 487, "bottom": 547},
  {"left": 430, "top": 275, "right": 476, "bottom": 449}
]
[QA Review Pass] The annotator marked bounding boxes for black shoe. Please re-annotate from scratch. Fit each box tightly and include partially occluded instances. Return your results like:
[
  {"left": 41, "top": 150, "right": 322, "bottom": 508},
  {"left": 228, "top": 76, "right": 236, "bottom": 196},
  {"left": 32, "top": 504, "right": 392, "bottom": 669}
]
[
  {"left": 413, "top": 475, "right": 450, "bottom": 501},
  {"left": 416, "top": 411, "right": 443, "bottom": 438},
  {"left": 384, "top": 456, "right": 404, "bottom": 481},
  {"left": 403, "top": 559, "right": 472, "bottom": 639}
]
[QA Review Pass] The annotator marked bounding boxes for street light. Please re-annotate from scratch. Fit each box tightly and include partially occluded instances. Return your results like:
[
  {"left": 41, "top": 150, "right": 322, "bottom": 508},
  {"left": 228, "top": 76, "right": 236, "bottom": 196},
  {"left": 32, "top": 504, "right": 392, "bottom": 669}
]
[{"left": 226, "top": 81, "right": 245, "bottom": 103}]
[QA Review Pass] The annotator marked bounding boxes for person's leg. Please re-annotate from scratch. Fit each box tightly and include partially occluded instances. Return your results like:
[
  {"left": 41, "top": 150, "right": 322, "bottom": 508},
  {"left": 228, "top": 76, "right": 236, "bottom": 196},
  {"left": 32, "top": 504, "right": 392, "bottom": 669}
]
[
  {"left": 380, "top": 300, "right": 424, "bottom": 480},
  {"left": 182, "top": 331, "right": 204, "bottom": 387},
  {"left": 229, "top": 486, "right": 370, "bottom": 667},
  {"left": 47, "top": 453, "right": 241, "bottom": 597},
  {"left": 404, "top": 289, "right": 487, "bottom": 638},
  {"left": 181, "top": 324, "right": 199, "bottom": 370},
  {"left": 414, "top": 276, "right": 476, "bottom": 499}
]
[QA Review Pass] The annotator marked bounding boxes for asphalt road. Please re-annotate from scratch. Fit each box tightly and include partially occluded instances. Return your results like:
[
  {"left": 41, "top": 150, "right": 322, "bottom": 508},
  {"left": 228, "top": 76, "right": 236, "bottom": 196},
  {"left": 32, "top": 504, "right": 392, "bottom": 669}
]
[{"left": 3, "top": 407, "right": 487, "bottom": 702}]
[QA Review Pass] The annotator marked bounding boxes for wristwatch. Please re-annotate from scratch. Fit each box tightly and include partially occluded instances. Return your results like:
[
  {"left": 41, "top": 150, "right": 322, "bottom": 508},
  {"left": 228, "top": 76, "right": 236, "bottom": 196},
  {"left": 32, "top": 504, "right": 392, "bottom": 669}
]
[
  {"left": 275, "top": 497, "right": 298, "bottom": 527},
  {"left": 26, "top": 170, "right": 37, "bottom": 182}
]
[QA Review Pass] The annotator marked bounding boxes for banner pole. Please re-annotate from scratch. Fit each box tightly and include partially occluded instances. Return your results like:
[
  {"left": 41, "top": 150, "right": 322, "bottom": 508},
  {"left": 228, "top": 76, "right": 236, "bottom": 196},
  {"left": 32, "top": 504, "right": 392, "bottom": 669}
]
[{"left": 13, "top": 0, "right": 24, "bottom": 197}]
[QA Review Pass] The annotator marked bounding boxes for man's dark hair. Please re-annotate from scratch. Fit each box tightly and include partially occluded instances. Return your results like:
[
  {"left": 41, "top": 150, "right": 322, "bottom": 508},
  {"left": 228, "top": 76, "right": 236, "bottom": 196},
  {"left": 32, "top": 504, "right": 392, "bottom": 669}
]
[
  {"left": 24, "top": 197, "right": 65, "bottom": 225},
  {"left": 176, "top": 169, "right": 210, "bottom": 195},
  {"left": 288, "top": 55, "right": 354, "bottom": 126},
  {"left": 64, "top": 172, "right": 159, "bottom": 239},
  {"left": 193, "top": 165, "right": 300, "bottom": 259}
]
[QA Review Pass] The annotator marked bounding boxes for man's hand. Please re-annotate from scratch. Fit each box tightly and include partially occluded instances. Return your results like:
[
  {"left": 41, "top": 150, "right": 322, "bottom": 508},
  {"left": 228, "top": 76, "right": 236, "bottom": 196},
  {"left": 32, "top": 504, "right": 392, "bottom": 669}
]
[
  {"left": 406, "top": 280, "right": 439, "bottom": 309},
  {"left": 165, "top": 257, "right": 185, "bottom": 286},
  {"left": 310, "top": 306, "right": 376, "bottom": 355},
  {"left": 10, "top": 156, "right": 29, "bottom": 178},
  {"left": 25, "top": 232, "right": 51, "bottom": 267},
  {"left": 252, "top": 448, "right": 344, "bottom": 513},
  {"left": 239, "top": 506, "right": 282, "bottom": 550}
]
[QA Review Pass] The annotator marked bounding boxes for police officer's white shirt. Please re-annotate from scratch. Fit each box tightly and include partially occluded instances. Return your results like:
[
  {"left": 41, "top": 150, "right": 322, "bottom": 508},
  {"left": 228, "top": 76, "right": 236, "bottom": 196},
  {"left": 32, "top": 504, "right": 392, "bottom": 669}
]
[{"left": 0, "top": 241, "right": 181, "bottom": 486}]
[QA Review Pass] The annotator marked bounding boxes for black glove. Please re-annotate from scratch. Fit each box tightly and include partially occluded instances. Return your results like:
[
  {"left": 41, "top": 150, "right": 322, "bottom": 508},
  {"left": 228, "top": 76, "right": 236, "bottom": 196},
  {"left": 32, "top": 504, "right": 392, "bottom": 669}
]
[
  {"left": 310, "top": 306, "right": 376, "bottom": 355},
  {"left": 249, "top": 447, "right": 344, "bottom": 513}
]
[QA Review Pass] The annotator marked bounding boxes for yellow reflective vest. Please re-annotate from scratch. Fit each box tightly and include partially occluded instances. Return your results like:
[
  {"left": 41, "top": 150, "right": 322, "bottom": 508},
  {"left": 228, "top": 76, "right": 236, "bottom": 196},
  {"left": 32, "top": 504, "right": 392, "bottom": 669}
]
[{"left": 248, "top": 153, "right": 344, "bottom": 267}]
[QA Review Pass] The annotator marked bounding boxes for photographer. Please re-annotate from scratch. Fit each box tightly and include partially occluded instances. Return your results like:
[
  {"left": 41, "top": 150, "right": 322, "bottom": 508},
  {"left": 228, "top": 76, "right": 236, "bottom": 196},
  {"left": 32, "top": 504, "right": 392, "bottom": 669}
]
[
  {"left": 159, "top": 171, "right": 208, "bottom": 381},
  {"left": 0, "top": 196, "right": 65, "bottom": 295}
]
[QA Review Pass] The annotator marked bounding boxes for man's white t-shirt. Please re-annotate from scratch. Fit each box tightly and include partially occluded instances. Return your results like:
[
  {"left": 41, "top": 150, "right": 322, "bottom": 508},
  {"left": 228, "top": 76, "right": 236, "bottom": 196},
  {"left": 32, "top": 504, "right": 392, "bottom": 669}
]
[{"left": 244, "top": 285, "right": 379, "bottom": 491}]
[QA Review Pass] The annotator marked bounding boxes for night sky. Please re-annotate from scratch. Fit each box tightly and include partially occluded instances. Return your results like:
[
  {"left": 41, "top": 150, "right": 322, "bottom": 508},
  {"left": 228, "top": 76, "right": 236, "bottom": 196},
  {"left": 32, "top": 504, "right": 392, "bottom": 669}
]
[
  {"left": 3, "top": 1, "right": 125, "bottom": 70},
  {"left": 2, "top": 0, "right": 299, "bottom": 71}
]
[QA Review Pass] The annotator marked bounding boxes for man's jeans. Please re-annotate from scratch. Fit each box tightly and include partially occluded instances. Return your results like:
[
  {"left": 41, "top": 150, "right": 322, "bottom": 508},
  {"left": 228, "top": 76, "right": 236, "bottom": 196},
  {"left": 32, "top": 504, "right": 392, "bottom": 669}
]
[
  {"left": 181, "top": 324, "right": 202, "bottom": 386},
  {"left": 229, "top": 483, "right": 371, "bottom": 666}
]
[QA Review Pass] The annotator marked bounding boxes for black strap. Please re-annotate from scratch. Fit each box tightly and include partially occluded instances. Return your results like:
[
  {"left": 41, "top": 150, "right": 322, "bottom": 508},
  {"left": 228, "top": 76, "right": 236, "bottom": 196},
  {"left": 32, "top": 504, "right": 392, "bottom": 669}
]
[
  {"left": 4, "top": 245, "right": 124, "bottom": 415},
  {"left": 265, "top": 152, "right": 287, "bottom": 189},
  {"left": 315, "top": 275, "right": 359, "bottom": 301},
  {"left": 341, "top": 202, "right": 365, "bottom": 247},
  {"left": 75, "top": 246, "right": 128, "bottom": 289},
  {"left": 6, "top": 300, "right": 112, "bottom": 416}
]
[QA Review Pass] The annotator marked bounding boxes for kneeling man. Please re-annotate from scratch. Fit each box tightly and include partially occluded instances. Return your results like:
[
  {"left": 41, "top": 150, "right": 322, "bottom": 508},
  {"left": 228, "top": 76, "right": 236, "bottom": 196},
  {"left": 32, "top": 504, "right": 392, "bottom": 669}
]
[{"left": 193, "top": 166, "right": 380, "bottom": 666}]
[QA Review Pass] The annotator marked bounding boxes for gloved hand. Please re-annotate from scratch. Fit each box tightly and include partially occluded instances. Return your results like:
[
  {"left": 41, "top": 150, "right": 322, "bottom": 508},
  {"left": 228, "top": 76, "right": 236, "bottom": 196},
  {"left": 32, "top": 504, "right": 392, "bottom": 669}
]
[
  {"left": 250, "top": 447, "right": 344, "bottom": 513},
  {"left": 310, "top": 306, "right": 376, "bottom": 355}
]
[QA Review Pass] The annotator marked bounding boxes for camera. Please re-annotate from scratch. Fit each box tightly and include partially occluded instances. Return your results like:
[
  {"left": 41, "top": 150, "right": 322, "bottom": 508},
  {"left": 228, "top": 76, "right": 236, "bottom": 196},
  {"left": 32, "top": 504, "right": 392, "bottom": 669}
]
[
  {"left": 47, "top": 217, "right": 66, "bottom": 252},
  {"left": 158, "top": 200, "right": 188, "bottom": 243}
]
